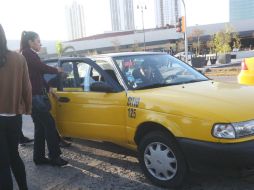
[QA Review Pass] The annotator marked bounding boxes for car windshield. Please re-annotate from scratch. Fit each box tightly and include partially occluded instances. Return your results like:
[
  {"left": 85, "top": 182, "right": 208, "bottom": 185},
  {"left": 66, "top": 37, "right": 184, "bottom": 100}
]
[{"left": 112, "top": 54, "right": 208, "bottom": 90}]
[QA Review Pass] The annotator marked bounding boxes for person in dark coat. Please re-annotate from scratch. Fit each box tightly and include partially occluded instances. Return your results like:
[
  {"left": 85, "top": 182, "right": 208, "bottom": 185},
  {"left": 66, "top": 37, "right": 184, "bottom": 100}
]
[{"left": 20, "top": 30, "right": 68, "bottom": 166}]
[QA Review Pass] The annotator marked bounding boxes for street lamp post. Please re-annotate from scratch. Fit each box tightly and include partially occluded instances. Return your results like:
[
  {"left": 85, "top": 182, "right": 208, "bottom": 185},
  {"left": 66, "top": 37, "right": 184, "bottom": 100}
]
[
  {"left": 181, "top": 0, "right": 188, "bottom": 63},
  {"left": 137, "top": 5, "right": 147, "bottom": 51}
]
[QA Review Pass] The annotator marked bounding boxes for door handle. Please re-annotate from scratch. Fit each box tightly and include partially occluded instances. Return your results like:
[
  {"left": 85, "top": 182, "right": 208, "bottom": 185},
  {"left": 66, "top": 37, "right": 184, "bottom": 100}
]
[{"left": 58, "top": 97, "right": 70, "bottom": 103}]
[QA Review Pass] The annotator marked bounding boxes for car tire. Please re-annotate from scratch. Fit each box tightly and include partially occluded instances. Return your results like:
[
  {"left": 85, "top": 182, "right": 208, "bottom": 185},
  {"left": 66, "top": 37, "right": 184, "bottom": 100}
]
[{"left": 138, "top": 131, "right": 187, "bottom": 188}]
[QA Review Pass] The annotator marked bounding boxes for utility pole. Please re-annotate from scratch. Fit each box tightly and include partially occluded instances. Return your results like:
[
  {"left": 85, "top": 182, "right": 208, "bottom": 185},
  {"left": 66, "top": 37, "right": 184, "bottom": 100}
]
[
  {"left": 181, "top": 0, "right": 188, "bottom": 63},
  {"left": 137, "top": 4, "right": 147, "bottom": 51}
]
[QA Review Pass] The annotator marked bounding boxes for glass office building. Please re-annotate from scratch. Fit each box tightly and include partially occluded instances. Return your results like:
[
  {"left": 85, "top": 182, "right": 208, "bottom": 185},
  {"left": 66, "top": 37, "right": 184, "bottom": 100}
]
[
  {"left": 65, "top": 1, "right": 86, "bottom": 40},
  {"left": 230, "top": 0, "right": 254, "bottom": 21},
  {"left": 110, "top": 0, "right": 135, "bottom": 31},
  {"left": 155, "top": 0, "right": 181, "bottom": 27}
]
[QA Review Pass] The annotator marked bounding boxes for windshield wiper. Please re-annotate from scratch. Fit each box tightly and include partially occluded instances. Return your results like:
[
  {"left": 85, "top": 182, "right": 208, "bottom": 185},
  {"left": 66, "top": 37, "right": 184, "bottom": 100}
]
[
  {"left": 135, "top": 83, "right": 169, "bottom": 90},
  {"left": 135, "top": 79, "right": 209, "bottom": 90},
  {"left": 177, "top": 79, "right": 209, "bottom": 85}
]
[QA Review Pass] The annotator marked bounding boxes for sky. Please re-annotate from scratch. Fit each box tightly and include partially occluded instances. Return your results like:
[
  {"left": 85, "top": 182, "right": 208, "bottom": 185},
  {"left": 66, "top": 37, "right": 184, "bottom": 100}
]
[{"left": 0, "top": 0, "right": 229, "bottom": 41}]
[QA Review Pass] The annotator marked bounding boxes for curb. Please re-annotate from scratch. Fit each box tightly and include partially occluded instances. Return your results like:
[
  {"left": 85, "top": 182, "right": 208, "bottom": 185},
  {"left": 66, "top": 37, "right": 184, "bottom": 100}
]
[{"left": 205, "top": 61, "right": 241, "bottom": 69}]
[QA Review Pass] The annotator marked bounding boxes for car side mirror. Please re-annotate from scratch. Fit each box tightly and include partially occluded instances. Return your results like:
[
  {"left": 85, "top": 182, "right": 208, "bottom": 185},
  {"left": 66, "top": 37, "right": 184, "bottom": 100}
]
[{"left": 90, "top": 82, "right": 114, "bottom": 93}]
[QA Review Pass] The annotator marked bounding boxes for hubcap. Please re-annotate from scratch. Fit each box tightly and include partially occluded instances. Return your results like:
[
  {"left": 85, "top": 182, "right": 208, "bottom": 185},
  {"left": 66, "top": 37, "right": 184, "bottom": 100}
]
[{"left": 144, "top": 142, "right": 177, "bottom": 181}]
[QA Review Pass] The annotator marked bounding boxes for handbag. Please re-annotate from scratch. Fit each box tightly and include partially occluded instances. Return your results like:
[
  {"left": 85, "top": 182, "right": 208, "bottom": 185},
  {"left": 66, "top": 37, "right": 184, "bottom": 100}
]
[{"left": 32, "top": 89, "right": 51, "bottom": 112}]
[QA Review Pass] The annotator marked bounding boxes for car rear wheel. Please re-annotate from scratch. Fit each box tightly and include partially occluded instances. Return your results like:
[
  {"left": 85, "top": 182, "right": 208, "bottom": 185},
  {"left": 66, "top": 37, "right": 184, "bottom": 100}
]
[{"left": 138, "top": 131, "right": 187, "bottom": 188}]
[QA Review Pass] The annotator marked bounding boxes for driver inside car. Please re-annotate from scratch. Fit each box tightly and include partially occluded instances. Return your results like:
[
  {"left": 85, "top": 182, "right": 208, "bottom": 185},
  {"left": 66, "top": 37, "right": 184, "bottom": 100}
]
[
  {"left": 140, "top": 63, "right": 154, "bottom": 83},
  {"left": 136, "top": 58, "right": 162, "bottom": 85}
]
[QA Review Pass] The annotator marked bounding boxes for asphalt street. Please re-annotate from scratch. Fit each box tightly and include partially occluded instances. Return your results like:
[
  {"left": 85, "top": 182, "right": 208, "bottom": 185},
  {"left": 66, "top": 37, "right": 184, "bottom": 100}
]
[{"left": 15, "top": 76, "right": 254, "bottom": 190}]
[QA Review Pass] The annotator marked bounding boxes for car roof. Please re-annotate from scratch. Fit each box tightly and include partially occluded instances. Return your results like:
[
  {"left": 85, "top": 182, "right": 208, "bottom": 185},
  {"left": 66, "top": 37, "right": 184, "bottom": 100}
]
[
  {"left": 41, "top": 58, "right": 59, "bottom": 63},
  {"left": 92, "top": 51, "right": 167, "bottom": 58},
  {"left": 42, "top": 52, "right": 168, "bottom": 62}
]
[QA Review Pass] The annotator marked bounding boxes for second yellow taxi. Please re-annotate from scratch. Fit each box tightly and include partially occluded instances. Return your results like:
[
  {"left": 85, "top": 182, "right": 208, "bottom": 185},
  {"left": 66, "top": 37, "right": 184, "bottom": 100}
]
[{"left": 238, "top": 57, "right": 254, "bottom": 85}]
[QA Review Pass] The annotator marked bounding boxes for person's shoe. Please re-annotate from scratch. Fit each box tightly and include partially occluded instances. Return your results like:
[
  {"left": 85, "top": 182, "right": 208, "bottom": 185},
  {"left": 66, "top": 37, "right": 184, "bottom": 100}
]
[
  {"left": 59, "top": 139, "right": 71, "bottom": 148},
  {"left": 50, "top": 157, "right": 68, "bottom": 167},
  {"left": 34, "top": 158, "right": 51, "bottom": 165},
  {"left": 19, "top": 136, "right": 34, "bottom": 144}
]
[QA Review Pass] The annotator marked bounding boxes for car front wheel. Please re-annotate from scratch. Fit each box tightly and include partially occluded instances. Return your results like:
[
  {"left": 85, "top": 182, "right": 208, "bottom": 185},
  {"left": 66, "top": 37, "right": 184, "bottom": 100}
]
[{"left": 138, "top": 131, "right": 187, "bottom": 188}]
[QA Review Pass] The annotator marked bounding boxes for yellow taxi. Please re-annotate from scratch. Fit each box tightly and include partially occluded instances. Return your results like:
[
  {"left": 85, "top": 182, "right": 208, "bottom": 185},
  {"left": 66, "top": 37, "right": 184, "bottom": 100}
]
[
  {"left": 44, "top": 52, "right": 254, "bottom": 188},
  {"left": 238, "top": 57, "right": 254, "bottom": 85}
]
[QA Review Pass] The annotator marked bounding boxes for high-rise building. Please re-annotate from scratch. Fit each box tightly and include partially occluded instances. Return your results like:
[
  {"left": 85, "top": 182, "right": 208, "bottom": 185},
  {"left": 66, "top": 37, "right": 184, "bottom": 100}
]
[
  {"left": 65, "top": 1, "right": 86, "bottom": 40},
  {"left": 110, "top": 0, "right": 135, "bottom": 31},
  {"left": 230, "top": 0, "right": 254, "bottom": 21},
  {"left": 155, "top": 0, "right": 181, "bottom": 28}
]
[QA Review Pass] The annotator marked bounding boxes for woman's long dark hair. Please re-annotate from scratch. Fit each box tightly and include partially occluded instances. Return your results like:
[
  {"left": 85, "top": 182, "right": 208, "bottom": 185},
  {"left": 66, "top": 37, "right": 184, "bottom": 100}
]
[
  {"left": 0, "top": 24, "right": 8, "bottom": 68},
  {"left": 20, "top": 31, "right": 39, "bottom": 52}
]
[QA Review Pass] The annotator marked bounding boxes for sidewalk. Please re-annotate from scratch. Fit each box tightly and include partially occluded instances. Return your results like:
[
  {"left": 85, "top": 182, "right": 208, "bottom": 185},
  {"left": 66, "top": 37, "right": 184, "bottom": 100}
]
[
  {"left": 205, "top": 59, "right": 241, "bottom": 68},
  {"left": 196, "top": 59, "right": 241, "bottom": 73}
]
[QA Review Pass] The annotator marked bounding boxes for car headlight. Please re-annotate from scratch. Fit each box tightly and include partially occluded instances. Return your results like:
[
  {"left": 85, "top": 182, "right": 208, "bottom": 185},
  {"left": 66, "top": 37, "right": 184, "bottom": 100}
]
[
  {"left": 213, "top": 120, "right": 254, "bottom": 139},
  {"left": 213, "top": 124, "right": 236, "bottom": 139}
]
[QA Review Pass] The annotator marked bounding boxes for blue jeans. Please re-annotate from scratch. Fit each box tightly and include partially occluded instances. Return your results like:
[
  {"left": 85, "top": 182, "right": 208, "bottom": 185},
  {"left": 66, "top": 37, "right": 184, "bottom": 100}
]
[{"left": 31, "top": 110, "right": 61, "bottom": 161}]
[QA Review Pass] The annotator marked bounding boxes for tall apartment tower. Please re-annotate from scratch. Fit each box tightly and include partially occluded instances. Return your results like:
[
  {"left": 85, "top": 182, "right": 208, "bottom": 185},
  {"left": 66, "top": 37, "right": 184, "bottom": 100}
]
[
  {"left": 155, "top": 0, "right": 181, "bottom": 28},
  {"left": 110, "top": 0, "right": 135, "bottom": 31},
  {"left": 66, "top": 1, "right": 86, "bottom": 40},
  {"left": 230, "top": 0, "right": 254, "bottom": 21}
]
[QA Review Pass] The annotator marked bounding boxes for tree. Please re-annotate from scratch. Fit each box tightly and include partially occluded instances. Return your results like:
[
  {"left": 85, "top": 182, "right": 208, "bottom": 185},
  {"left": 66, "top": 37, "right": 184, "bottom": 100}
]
[
  {"left": 192, "top": 42, "right": 199, "bottom": 55},
  {"left": 176, "top": 40, "right": 184, "bottom": 52},
  {"left": 213, "top": 31, "right": 231, "bottom": 53},
  {"left": 232, "top": 32, "right": 241, "bottom": 50},
  {"left": 213, "top": 24, "right": 239, "bottom": 53},
  {"left": 189, "top": 29, "right": 204, "bottom": 55},
  {"left": 206, "top": 39, "right": 214, "bottom": 54},
  {"left": 55, "top": 41, "right": 63, "bottom": 56},
  {"left": 55, "top": 41, "right": 76, "bottom": 57}
]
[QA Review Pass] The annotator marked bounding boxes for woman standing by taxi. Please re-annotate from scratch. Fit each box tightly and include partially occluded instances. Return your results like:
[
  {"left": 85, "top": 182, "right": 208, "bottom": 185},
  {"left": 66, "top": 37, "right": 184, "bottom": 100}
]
[
  {"left": 20, "top": 31, "right": 68, "bottom": 166},
  {"left": 0, "top": 24, "right": 31, "bottom": 190}
]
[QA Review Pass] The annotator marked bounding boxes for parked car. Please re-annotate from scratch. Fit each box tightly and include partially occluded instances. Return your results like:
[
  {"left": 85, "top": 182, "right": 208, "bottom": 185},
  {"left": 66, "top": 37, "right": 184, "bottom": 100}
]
[
  {"left": 44, "top": 52, "right": 254, "bottom": 188},
  {"left": 174, "top": 51, "right": 193, "bottom": 61},
  {"left": 238, "top": 57, "right": 254, "bottom": 85}
]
